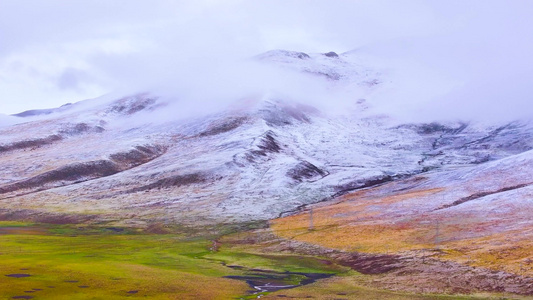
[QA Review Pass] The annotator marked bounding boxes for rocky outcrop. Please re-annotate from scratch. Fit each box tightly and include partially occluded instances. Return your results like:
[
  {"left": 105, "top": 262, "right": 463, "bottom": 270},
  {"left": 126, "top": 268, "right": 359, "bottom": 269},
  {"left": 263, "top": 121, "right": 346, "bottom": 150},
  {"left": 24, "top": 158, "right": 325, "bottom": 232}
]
[
  {"left": 0, "top": 135, "right": 62, "bottom": 153},
  {"left": 286, "top": 161, "right": 328, "bottom": 182},
  {"left": 127, "top": 172, "right": 209, "bottom": 193},
  {"left": 259, "top": 101, "right": 316, "bottom": 126},
  {"left": 243, "top": 131, "right": 281, "bottom": 162},
  {"left": 107, "top": 94, "right": 158, "bottom": 115},
  {"left": 0, "top": 123, "right": 106, "bottom": 154},
  {"left": 0, "top": 144, "right": 166, "bottom": 196},
  {"left": 110, "top": 145, "right": 166, "bottom": 169},
  {"left": 199, "top": 117, "right": 249, "bottom": 137}
]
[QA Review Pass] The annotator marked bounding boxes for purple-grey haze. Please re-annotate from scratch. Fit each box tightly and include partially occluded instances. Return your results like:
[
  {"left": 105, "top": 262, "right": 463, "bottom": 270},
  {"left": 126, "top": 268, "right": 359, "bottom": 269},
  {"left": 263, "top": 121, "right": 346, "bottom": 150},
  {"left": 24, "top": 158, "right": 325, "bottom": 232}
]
[{"left": 0, "top": 0, "right": 532, "bottom": 122}]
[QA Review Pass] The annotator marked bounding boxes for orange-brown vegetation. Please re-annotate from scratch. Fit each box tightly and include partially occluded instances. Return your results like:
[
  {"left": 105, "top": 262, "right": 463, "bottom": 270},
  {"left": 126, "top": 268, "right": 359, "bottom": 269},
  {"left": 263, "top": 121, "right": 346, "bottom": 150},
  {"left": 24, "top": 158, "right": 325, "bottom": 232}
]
[
  {"left": 271, "top": 189, "right": 444, "bottom": 253},
  {"left": 271, "top": 187, "right": 533, "bottom": 278}
]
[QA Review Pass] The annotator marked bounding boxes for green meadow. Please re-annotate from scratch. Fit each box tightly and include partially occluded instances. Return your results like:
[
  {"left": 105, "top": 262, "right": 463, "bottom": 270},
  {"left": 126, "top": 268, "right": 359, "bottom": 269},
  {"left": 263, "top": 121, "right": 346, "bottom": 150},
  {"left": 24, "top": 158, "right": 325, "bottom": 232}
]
[
  {"left": 0, "top": 221, "right": 344, "bottom": 299},
  {"left": 0, "top": 221, "right": 517, "bottom": 299}
]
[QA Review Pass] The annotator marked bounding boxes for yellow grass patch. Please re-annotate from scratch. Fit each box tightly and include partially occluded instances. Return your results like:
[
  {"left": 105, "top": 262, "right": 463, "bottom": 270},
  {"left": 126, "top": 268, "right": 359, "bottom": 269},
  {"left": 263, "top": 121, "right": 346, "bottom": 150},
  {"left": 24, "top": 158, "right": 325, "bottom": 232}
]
[
  {"left": 271, "top": 189, "right": 444, "bottom": 253},
  {"left": 271, "top": 187, "right": 533, "bottom": 278},
  {"left": 443, "top": 229, "right": 533, "bottom": 277}
]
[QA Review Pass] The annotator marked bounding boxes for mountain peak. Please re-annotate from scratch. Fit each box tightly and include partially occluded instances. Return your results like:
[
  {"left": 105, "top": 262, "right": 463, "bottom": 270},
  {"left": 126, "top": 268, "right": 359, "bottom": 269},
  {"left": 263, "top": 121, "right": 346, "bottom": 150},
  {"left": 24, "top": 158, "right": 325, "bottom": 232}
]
[{"left": 255, "top": 49, "right": 311, "bottom": 61}]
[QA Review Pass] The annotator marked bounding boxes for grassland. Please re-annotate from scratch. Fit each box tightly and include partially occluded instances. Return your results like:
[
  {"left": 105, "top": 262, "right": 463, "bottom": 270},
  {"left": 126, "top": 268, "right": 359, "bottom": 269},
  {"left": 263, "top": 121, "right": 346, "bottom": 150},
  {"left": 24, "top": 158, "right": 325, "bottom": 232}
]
[
  {"left": 270, "top": 187, "right": 533, "bottom": 279},
  {"left": 261, "top": 275, "right": 502, "bottom": 300},
  {"left": 270, "top": 189, "right": 442, "bottom": 253},
  {"left": 0, "top": 221, "right": 345, "bottom": 299},
  {"left": 0, "top": 222, "right": 250, "bottom": 299},
  {"left": 0, "top": 220, "right": 529, "bottom": 299}
]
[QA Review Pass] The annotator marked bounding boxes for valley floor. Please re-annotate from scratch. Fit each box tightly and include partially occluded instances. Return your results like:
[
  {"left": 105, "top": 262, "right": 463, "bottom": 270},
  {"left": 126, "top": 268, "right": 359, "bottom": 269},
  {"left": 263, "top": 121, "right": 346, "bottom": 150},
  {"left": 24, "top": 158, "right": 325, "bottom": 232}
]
[{"left": 0, "top": 219, "right": 530, "bottom": 299}]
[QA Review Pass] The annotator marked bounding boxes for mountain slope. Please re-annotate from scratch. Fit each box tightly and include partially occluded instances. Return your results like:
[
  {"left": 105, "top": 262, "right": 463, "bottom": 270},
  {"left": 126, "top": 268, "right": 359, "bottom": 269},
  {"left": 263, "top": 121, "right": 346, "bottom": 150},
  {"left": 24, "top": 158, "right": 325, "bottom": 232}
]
[
  {"left": 0, "top": 50, "right": 532, "bottom": 228},
  {"left": 1, "top": 99, "right": 533, "bottom": 227},
  {"left": 271, "top": 148, "right": 533, "bottom": 288}
]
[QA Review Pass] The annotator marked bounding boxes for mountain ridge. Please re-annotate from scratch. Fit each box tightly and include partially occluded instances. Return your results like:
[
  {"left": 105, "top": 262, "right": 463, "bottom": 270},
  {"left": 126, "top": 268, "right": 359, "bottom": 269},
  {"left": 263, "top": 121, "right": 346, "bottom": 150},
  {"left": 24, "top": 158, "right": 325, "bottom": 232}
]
[
  {"left": 1, "top": 91, "right": 532, "bottom": 226},
  {"left": 0, "top": 50, "right": 532, "bottom": 228}
]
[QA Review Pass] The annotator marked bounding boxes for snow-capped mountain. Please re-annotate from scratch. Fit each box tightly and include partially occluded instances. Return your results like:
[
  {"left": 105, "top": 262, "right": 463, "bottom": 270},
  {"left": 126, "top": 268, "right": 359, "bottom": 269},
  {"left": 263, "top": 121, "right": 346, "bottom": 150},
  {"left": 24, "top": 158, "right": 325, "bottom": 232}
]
[{"left": 1, "top": 50, "right": 532, "bottom": 227}]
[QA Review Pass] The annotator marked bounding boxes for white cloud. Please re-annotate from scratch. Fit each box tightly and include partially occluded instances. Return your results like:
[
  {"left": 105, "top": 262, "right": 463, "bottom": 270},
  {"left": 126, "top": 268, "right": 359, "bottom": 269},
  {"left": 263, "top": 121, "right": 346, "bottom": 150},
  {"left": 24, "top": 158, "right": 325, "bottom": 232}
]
[
  {"left": 359, "top": 1, "right": 533, "bottom": 122},
  {"left": 0, "top": 0, "right": 532, "bottom": 122}
]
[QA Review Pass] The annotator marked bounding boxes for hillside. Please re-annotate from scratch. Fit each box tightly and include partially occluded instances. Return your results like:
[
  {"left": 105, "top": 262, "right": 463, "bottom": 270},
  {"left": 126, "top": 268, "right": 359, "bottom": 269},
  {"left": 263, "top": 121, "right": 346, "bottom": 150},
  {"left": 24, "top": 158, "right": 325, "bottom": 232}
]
[{"left": 0, "top": 50, "right": 532, "bottom": 298}]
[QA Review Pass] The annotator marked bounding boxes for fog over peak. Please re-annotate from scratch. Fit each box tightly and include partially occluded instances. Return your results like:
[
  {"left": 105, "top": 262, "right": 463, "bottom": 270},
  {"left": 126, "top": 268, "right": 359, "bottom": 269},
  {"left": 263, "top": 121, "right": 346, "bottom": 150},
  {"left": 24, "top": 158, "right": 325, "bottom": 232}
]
[{"left": 1, "top": 1, "right": 532, "bottom": 123}]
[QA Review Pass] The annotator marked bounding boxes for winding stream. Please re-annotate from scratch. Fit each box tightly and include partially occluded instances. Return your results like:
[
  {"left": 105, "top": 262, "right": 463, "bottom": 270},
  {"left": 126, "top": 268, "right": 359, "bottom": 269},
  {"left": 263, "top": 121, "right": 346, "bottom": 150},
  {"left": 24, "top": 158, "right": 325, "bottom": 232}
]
[{"left": 223, "top": 265, "right": 333, "bottom": 296}]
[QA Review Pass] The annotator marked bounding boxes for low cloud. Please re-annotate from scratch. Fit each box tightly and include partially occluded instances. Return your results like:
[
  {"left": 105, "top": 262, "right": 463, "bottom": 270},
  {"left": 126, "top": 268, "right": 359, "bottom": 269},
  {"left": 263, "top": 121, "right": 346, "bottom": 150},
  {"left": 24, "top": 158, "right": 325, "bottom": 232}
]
[
  {"left": 0, "top": 0, "right": 440, "bottom": 114},
  {"left": 360, "top": 1, "right": 533, "bottom": 122},
  {"left": 0, "top": 0, "right": 532, "bottom": 123}
]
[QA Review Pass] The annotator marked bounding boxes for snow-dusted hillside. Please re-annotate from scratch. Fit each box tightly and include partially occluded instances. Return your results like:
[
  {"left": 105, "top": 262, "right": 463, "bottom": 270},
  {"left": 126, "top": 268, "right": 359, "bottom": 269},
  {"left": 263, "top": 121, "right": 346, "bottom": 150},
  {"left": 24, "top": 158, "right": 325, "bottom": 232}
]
[{"left": 1, "top": 50, "right": 532, "bottom": 226}]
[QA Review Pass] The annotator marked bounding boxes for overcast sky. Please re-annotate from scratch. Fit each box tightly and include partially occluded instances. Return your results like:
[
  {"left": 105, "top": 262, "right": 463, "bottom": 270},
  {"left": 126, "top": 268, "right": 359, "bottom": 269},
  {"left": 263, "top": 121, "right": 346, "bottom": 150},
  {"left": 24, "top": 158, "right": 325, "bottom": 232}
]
[{"left": 1, "top": 0, "right": 532, "bottom": 121}]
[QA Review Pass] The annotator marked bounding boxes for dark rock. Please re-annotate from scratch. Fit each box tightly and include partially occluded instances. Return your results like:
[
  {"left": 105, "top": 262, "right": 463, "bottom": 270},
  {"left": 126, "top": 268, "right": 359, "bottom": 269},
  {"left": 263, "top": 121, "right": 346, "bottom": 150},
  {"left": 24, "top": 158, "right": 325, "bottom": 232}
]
[
  {"left": 109, "top": 145, "right": 166, "bottom": 168},
  {"left": 108, "top": 94, "right": 157, "bottom": 115},
  {"left": 0, "top": 160, "right": 120, "bottom": 194},
  {"left": 199, "top": 117, "right": 248, "bottom": 137},
  {"left": 296, "top": 52, "right": 310, "bottom": 59},
  {"left": 333, "top": 175, "right": 395, "bottom": 196},
  {"left": 245, "top": 131, "right": 282, "bottom": 162},
  {"left": 258, "top": 131, "right": 281, "bottom": 153},
  {"left": 127, "top": 172, "right": 208, "bottom": 193},
  {"left": 0, "top": 135, "right": 62, "bottom": 153},
  {"left": 287, "top": 161, "right": 328, "bottom": 182},
  {"left": 408, "top": 122, "right": 463, "bottom": 135},
  {"left": 324, "top": 51, "right": 338, "bottom": 58},
  {"left": 259, "top": 102, "right": 317, "bottom": 127},
  {"left": 59, "top": 123, "right": 105, "bottom": 135},
  {"left": 438, "top": 182, "right": 533, "bottom": 210},
  {"left": 0, "top": 144, "right": 165, "bottom": 195}
]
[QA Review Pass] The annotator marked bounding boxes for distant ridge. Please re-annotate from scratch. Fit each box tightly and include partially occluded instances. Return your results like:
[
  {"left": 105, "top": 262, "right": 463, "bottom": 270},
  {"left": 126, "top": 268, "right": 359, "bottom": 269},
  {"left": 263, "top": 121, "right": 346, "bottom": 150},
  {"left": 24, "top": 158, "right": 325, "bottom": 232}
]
[{"left": 12, "top": 103, "right": 73, "bottom": 117}]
